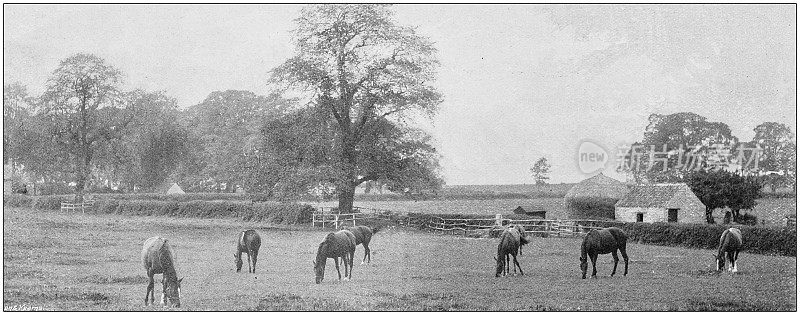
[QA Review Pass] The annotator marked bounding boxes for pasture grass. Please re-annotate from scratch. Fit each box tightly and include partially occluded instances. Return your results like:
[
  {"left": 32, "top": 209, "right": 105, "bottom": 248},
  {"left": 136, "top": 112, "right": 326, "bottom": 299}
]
[{"left": 3, "top": 206, "right": 796, "bottom": 311}]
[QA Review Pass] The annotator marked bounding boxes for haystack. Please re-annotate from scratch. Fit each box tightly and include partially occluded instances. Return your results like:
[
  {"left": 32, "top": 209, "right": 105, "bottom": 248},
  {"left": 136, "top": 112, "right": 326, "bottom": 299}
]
[{"left": 564, "top": 172, "right": 628, "bottom": 219}]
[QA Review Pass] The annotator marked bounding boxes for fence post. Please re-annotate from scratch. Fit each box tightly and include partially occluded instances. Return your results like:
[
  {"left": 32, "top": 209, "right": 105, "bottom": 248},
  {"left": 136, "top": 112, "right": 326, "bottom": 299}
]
[{"left": 495, "top": 214, "right": 503, "bottom": 227}]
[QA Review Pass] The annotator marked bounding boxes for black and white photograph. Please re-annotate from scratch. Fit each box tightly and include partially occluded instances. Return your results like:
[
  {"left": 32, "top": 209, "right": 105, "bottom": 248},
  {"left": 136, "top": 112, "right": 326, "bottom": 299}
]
[{"left": 2, "top": 3, "right": 797, "bottom": 311}]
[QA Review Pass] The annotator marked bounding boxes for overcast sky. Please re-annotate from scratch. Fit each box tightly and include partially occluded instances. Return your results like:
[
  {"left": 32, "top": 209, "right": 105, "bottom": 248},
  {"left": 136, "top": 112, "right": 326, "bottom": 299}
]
[{"left": 4, "top": 4, "right": 797, "bottom": 185}]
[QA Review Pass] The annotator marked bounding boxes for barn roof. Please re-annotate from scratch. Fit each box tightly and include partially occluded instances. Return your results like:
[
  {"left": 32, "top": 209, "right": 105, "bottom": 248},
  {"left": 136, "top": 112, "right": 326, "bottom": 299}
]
[
  {"left": 564, "top": 172, "right": 629, "bottom": 200},
  {"left": 615, "top": 183, "right": 696, "bottom": 208}
]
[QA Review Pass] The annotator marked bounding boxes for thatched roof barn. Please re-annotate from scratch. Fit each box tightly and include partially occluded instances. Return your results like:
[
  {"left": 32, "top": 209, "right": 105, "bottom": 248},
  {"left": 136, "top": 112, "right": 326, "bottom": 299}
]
[{"left": 564, "top": 172, "right": 629, "bottom": 219}]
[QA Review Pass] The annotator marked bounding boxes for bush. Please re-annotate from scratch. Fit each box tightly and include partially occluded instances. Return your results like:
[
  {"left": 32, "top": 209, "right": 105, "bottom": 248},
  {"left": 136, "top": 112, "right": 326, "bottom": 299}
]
[
  {"left": 92, "top": 199, "right": 119, "bottom": 214},
  {"left": 79, "top": 198, "right": 312, "bottom": 225},
  {"left": 31, "top": 195, "right": 71, "bottom": 211},
  {"left": 115, "top": 200, "right": 180, "bottom": 216},
  {"left": 3, "top": 194, "right": 32, "bottom": 207},
  {"left": 619, "top": 222, "right": 796, "bottom": 256}
]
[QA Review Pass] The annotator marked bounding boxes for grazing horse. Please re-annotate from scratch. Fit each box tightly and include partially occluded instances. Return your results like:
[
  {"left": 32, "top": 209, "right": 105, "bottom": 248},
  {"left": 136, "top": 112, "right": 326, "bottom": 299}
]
[
  {"left": 494, "top": 227, "right": 524, "bottom": 277},
  {"left": 346, "top": 226, "right": 379, "bottom": 264},
  {"left": 713, "top": 227, "right": 742, "bottom": 273},
  {"left": 313, "top": 230, "right": 356, "bottom": 284},
  {"left": 234, "top": 230, "right": 261, "bottom": 273},
  {"left": 580, "top": 227, "right": 629, "bottom": 279},
  {"left": 141, "top": 236, "right": 183, "bottom": 307},
  {"left": 512, "top": 224, "right": 530, "bottom": 255}
]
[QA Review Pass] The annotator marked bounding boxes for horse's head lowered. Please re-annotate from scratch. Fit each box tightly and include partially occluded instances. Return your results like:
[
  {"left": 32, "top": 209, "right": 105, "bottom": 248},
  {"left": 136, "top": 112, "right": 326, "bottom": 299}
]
[
  {"left": 163, "top": 277, "right": 183, "bottom": 307},
  {"left": 712, "top": 254, "right": 725, "bottom": 271},
  {"left": 494, "top": 256, "right": 505, "bottom": 277},
  {"left": 313, "top": 259, "right": 325, "bottom": 284}
]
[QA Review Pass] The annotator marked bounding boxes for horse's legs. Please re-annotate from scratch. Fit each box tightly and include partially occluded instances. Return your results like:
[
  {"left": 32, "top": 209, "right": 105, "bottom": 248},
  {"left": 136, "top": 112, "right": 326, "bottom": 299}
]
[
  {"left": 246, "top": 250, "right": 252, "bottom": 273},
  {"left": 349, "top": 250, "right": 355, "bottom": 280},
  {"left": 590, "top": 254, "right": 598, "bottom": 278},
  {"left": 620, "top": 245, "right": 629, "bottom": 276},
  {"left": 504, "top": 254, "right": 510, "bottom": 276},
  {"left": 145, "top": 273, "right": 154, "bottom": 306},
  {"left": 252, "top": 250, "right": 258, "bottom": 273},
  {"left": 361, "top": 242, "right": 371, "bottom": 265},
  {"left": 333, "top": 257, "right": 342, "bottom": 281},
  {"left": 513, "top": 254, "right": 523, "bottom": 276},
  {"left": 610, "top": 251, "right": 619, "bottom": 276},
  {"left": 732, "top": 251, "right": 739, "bottom": 273}
]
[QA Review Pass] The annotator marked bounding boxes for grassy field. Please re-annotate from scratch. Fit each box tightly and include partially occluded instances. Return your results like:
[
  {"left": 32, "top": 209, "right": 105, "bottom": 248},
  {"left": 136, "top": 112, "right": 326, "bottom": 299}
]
[{"left": 3, "top": 207, "right": 796, "bottom": 311}]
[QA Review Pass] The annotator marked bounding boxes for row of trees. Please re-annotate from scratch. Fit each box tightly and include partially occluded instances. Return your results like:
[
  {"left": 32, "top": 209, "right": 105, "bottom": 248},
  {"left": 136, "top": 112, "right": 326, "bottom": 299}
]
[
  {"left": 620, "top": 112, "right": 796, "bottom": 223},
  {"left": 3, "top": 5, "right": 445, "bottom": 212}
]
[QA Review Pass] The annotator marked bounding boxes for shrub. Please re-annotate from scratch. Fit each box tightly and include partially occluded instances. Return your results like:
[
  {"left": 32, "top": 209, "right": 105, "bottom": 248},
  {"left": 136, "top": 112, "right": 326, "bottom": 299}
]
[
  {"left": 92, "top": 199, "right": 119, "bottom": 214},
  {"left": 3, "top": 194, "right": 32, "bottom": 208},
  {"left": 737, "top": 213, "right": 758, "bottom": 226},
  {"left": 115, "top": 200, "right": 180, "bottom": 216},
  {"left": 619, "top": 222, "right": 796, "bottom": 256},
  {"left": 31, "top": 195, "right": 71, "bottom": 211}
]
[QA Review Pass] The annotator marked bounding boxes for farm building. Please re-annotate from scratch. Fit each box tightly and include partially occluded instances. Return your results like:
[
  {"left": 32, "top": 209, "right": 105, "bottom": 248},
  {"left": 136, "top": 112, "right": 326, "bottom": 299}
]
[
  {"left": 614, "top": 183, "right": 705, "bottom": 223},
  {"left": 564, "top": 172, "right": 629, "bottom": 219}
]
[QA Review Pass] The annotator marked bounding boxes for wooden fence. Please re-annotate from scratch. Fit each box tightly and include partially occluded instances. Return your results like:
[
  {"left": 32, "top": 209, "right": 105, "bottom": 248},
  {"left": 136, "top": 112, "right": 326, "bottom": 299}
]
[
  {"left": 311, "top": 206, "right": 387, "bottom": 229},
  {"left": 311, "top": 207, "right": 615, "bottom": 239},
  {"left": 424, "top": 215, "right": 616, "bottom": 238},
  {"left": 60, "top": 200, "right": 95, "bottom": 214}
]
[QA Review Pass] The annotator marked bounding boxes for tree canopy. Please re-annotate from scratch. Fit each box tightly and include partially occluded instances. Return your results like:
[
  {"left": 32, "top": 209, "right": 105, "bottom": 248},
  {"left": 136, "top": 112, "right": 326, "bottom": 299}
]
[{"left": 270, "top": 4, "right": 444, "bottom": 211}]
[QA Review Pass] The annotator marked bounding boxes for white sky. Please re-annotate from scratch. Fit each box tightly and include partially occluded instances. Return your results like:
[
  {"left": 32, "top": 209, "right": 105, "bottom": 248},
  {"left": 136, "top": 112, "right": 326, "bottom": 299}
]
[{"left": 4, "top": 4, "right": 797, "bottom": 185}]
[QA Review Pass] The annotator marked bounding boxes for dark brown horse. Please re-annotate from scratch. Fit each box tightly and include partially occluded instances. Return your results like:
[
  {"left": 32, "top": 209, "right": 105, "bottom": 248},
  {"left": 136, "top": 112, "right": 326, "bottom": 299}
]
[
  {"left": 494, "top": 227, "right": 524, "bottom": 277},
  {"left": 580, "top": 227, "right": 628, "bottom": 279},
  {"left": 313, "top": 230, "right": 356, "bottom": 284},
  {"left": 234, "top": 230, "right": 261, "bottom": 273},
  {"left": 713, "top": 227, "right": 742, "bottom": 273},
  {"left": 141, "top": 236, "right": 183, "bottom": 307},
  {"left": 346, "top": 226, "right": 379, "bottom": 264}
]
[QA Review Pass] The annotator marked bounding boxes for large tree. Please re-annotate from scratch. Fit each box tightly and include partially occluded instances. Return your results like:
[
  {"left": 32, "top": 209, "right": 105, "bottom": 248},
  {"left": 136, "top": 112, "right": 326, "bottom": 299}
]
[
  {"left": 3, "top": 82, "right": 36, "bottom": 165},
  {"left": 270, "top": 5, "right": 443, "bottom": 212},
  {"left": 686, "top": 170, "right": 761, "bottom": 224},
  {"left": 751, "top": 122, "right": 796, "bottom": 192},
  {"left": 182, "top": 90, "right": 287, "bottom": 192},
  {"left": 38, "top": 53, "right": 130, "bottom": 201},
  {"left": 620, "top": 112, "right": 738, "bottom": 183},
  {"left": 92, "top": 90, "right": 191, "bottom": 192}
]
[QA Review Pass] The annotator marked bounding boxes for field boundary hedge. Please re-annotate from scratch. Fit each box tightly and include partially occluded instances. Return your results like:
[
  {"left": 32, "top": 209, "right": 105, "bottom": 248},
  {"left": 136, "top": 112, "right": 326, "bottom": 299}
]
[
  {"left": 5, "top": 194, "right": 314, "bottom": 225},
  {"left": 373, "top": 211, "right": 796, "bottom": 257}
]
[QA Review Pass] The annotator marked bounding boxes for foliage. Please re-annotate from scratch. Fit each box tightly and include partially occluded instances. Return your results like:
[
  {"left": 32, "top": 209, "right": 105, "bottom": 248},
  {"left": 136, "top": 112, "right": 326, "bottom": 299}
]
[
  {"left": 181, "top": 90, "right": 288, "bottom": 193},
  {"left": 686, "top": 170, "right": 762, "bottom": 223},
  {"left": 751, "top": 122, "right": 797, "bottom": 192},
  {"left": 31, "top": 195, "right": 71, "bottom": 210},
  {"left": 529, "top": 157, "right": 551, "bottom": 185},
  {"left": 564, "top": 196, "right": 618, "bottom": 220},
  {"left": 620, "top": 112, "right": 738, "bottom": 183},
  {"left": 3, "top": 194, "right": 32, "bottom": 207},
  {"left": 89, "top": 198, "right": 313, "bottom": 224},
  {"left": 270, "top": 4, "right": 443, "bottom": 212},
  {"left": 619, "top": 222, "right": 795, "bottom": 256},
  {"left": 37, "top": 53, "right": 129, "bottom": 201}
]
